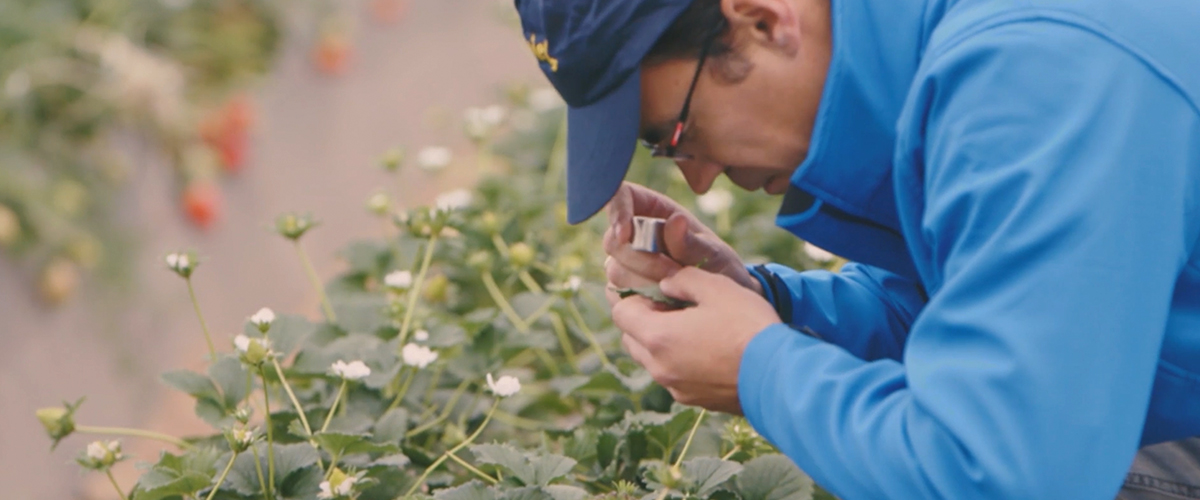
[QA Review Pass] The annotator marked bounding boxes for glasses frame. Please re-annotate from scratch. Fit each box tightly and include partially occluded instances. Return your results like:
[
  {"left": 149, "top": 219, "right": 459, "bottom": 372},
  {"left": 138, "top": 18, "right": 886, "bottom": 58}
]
[{"left": 642, "top": 24, "right": 725, "bottom": 161}]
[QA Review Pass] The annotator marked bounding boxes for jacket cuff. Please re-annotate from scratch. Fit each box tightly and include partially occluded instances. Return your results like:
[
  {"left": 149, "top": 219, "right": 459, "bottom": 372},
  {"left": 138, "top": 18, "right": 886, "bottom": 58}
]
[
  {"left": 747, "top": 264, "right": 794, "bottom": 323},
  {"left": 738, "top": 323, "right": 823, "bottom": 433}
]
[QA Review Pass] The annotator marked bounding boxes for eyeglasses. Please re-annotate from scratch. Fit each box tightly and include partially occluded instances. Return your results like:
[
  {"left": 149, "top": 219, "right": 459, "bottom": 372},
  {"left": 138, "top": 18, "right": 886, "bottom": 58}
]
[{"left": 641, "top": 24, "right": 724, "bottom": 161}]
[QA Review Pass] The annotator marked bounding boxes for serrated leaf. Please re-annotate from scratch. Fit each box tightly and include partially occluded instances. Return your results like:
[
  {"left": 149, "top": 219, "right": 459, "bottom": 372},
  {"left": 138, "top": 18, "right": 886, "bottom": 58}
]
[
  {"left": 545, "top": 485, "right": 588, "bottom": 500},
  {"left": 499, "top": 486, "right": 556, "bottom": 500},
  {"left": 681, "top": 457, "right": 742, "bottom": 497},
  {"left": 371, "top": 453, "right": 411, "bottom": 468},
  {"left": 470, "top": 444, "right": 575, "bottom": 487},
  {"left": 161, "top": 370, "right": 220, "bottom": 400},
  {"left": 279, "top": 465, "right": 324, "bottom": 499},
  {"left": 207, "top": 355, "right": 249, "bottom": 408},
  {"left": 131, "top": 472, "right": 212, "bottom": 500},
  {"left": 605, "top": 364, "right": 654, "bottom": 393},
  {"left": 291, "top": 334, "right": 390, "bottom": 375},
  {"left": 434, "top": 480, "right": 495, "bottom": 500},
  {"left": 734, "top": 455, "right": 815, "bottom": 500},
  {"left": 331, "top": 293, "right": 390, "bottom": 334},
  {"left": 527, "top": 454, "right": 578, "bottom": 486},
  {"left": 195, "top": 397, "right": 230, "bottom": 428},
  {"left": 372, "top": 408, "right": 409, "bottom": 445},
  {"left": 266, "top": 314, "right": 318, "bottom": 355},
  {"left": 314, "top": 431, "right": 400, "bottom": 456}
]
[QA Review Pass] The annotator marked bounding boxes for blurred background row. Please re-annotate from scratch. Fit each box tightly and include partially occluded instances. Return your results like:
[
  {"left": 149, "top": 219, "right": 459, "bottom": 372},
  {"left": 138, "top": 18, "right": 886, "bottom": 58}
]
[{"left": 0, "top": 0, "right": 547, "bottom": 498}]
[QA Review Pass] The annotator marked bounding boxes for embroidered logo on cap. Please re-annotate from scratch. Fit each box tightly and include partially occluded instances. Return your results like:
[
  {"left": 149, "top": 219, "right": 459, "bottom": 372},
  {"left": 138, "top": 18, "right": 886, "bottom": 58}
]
[{"left": 527, "top": 34, "right": 559, "bottom": 72}]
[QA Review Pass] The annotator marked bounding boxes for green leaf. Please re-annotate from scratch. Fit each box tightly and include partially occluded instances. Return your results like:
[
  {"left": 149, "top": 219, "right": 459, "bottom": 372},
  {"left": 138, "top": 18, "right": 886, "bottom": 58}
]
[
  {"left": 544, "top": 485, "right": 589, "bottom": 500},
  {"left": 291, "top": 333, "right": 391, "bottom": 375},
  {"left": 314, "top": 431, "right": 400, "bottom": 456},
  {"left": 434, "top": 480, "right": 496, "bottom": 500},
  {"left": 681, "top": 458, "right": 742, "bottom": 497},
  {"left": 265, "top": 314, "right": 318, "bottom": 355},
  {"left": 161, "top": 370, "right": 220, "bottom": 400},
  {"left": 371, "top": 453, "right": 411, "bottom": 468},
  {"left": 195, "top": 397, "right": 231, "bottom": 428},
  {"left": 498, "top": 486, "right": 556, "bottom": 500},
  {"left": 208, "top": 355, "right": 249, "bottom": 408},
  {"left": 372, "top": 408, "right": 409, "bottom": 445},
  {"left": 131, "top": 472, "right": 211, "bottom": 500},
  {"left": 331, "top": 293, "right": 390, "bottom": 334},
  {"left": 611, "top": 285, "right": 694, "bottom": 309},
  {"left": 605, "top": 365, "right": 654, "bottom": 393},
  {"left": 470, "top": 444, "right": 576, "bottom": 487},
  {"left": 734, "top": 455, "right": 815, "bottom": 500}
]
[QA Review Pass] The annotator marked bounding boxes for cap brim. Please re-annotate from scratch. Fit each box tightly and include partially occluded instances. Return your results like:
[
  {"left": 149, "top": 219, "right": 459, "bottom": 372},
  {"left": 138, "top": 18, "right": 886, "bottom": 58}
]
[{"left": 565, "top": 69, "right": 641, "bottom": 225}]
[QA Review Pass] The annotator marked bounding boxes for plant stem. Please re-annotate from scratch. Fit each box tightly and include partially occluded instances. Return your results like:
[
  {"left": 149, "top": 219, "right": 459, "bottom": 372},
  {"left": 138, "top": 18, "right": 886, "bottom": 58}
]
[
  {"left": 76, "top": 426, "right": 191, "bottom": 449},
  {"left": 481, "top": 271, "right": 528, "bottom": 332},
  {"left": 271, "top": 359, "right": 314, "bottom": 438},
  {"left": 397, "top": 235, "right": 438, "bottom": 346},
  {"left": 565, "top": 300, "right": 611, "bottom": 366},
  {"left": 104, "top": 469, "right": 129, "bottom": 500},
  {"left": 325, "top": 451, "right": 342, "bottom": 479},
  {"left": 295, "top": 240, "right": 337, "bottom": 323},
  {"left": 533, "top": 347, "right": 560, "bottom": 377},
  {"left": 386, "top": 367, "right": 415, "bottom": 412},
  {"left": 259, "top": 370, "right": 276, "bottom": 499},
  {"left": 407, "top": 379, "right": 471, "bottom": 438},
  {"left": 673, "top": 410, "right": 707, "bottom": 468},
  {"left": 206, "top": 452, "right": 238, "bottom": 500},
  {"left": 518, "top": 270, "right": 543, "bottom": 294},
  {"left": 549, "top": 313, "right": 580, "bottom": 373},
  {"left": 321, "top": 379, "right": 348, "bottom": 434},
  {"left": 422, "top": 362, "right": 447, "bottom": 405},
  {"left": 405, "top": 400, "right": 500, "bottom": 496},
  {"left": 186, "top": 278, "right": 217, "bottom": 361},
  {"left": 492, "top": 410, "right": 546, "bottom": 431},
  {"left": 523, "top": 296, "right": 558, "bottom": 325},
  {"left": 251, "top": 444, "right": 268, "bottom": 500},
  {"left": 720, "top": 445, "right": 741, "bottom": 461},
  {"left": 544, "top": 117, "right": 568, "bottom": 192},
  {"left": 491, "top": 233, "right": 510, "bottom": 258},
  {"left": 447, "top": 451, "right": 498, "bottom": 484}
]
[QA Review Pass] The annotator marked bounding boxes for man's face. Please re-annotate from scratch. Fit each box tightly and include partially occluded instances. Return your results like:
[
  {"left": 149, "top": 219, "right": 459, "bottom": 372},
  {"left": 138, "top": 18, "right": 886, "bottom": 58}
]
[{"left": 638, "top": 0, "right": 831, "bottom": 195}]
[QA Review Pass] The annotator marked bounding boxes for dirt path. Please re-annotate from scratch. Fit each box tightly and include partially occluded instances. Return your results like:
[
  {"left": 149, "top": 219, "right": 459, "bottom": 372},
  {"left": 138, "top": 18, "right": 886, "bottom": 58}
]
[{"left": 0, "top": 2, "right": 542, "bottom": 498}]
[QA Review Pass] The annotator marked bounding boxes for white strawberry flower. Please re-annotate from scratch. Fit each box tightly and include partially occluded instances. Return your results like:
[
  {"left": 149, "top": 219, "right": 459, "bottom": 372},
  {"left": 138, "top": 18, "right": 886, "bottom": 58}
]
[
  {"left": 529, "top": 87, "right": 563, "bottom": 112},
  {"left": 413, "top": 329, "right": 429, "bottom": 342},
  {"left": 318, "top": 470, "right": 358, "bottom": 499},
  {"left": 417, "top": 146, "right": 452, "bottom": 171},
  {"left": 233, "top": 334, "right": 273, "bottom": 365},
  {"left": 696, "top": 188, "right": 734, "bottom": 215},
  {"left": 565, "top": 275, "right": 583, "bottom": 292},
  {"left": 384, "top": 270, "right": 413, "bottom": 290},
  {"left": 249, "top": 307, "right": 275, "bottom": 332},
  {"left": 81, "top": 440, "right": 122, "bottom": 469},
  {"left": 331, "top": 360, "right": 371, "bottom": 381},
  {"left": 401, "top": 343, "right": 438, "bottom": 369},
  {"left": 486, "top": 373, "right": 521, "bottom": 397},
  {"left": 231, "top": 427, "right": 256, "bottom": 447},
  {"left": 803, "top": 242, "right": 835, "bottom": 263},
  {"left": 434, "top": 189, "right": 473, "bottom": 213},
  {"left": 165, "top": 252, "right": 193, "bottom": 277}
]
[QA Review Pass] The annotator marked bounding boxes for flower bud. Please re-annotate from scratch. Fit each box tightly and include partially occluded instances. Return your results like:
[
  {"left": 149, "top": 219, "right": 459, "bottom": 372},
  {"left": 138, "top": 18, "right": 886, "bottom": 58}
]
[
  {"left": 466, "top": 251, "right": 492, "bottom": 272},
  {"left": 421, "top": 274, "right": 449, "bottom": 303},
  {"left": 508, "top": 242, "right": 535, "bottom": 269},
  {"left": 37, "top": 398, "right": 82, "bottom": 449},
  {"left": 78, "top": 440, "right": 123, "bottom": 470},
  {"left": 379, "top": 147, "right": 405, "bottom": 172},
  {"left": 234, "top": 335, "right": 274, "bottom": 366},
  {"left": 249, "top": 307, "right": 275, "bottom": 333},
  {"left": 233, "top": 406, "right": 253, "bottom": 424},
  {"left": 165, "top": 251, "right": 197, "bottom": 278},
  {"left": 225, "top": 427, "right": 257, "bottom": 453},
  {"left": 365, "top": 193, "right": 390, "bottom": 216},
  {"left": 479, "top": 211, "right": 500, "bottom": 235},
  {"left": 275, "top": 213, "right": 318, "bottom": 241}
]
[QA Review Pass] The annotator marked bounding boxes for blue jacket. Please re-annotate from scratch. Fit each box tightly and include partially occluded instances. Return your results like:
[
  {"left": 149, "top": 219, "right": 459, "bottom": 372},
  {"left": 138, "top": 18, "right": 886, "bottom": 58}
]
[{"left": 739, "top": 0, "right": 1200, "bottom": 498}]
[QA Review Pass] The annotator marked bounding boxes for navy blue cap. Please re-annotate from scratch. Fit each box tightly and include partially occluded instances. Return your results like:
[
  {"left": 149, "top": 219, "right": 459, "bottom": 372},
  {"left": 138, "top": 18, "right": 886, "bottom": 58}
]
[{"left": 514, "top": 0, "right": 695, "bottom": 224}]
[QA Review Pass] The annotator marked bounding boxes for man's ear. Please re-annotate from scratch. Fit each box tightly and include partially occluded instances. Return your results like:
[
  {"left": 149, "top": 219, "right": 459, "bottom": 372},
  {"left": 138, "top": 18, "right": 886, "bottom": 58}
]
[{"left": 719, "top": 0, "right": 801, "bottom": 56}]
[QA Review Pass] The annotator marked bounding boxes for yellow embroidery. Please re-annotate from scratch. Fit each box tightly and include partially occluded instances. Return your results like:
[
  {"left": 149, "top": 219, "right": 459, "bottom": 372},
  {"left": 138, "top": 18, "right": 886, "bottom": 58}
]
[{"left": 527, "top": 34, "right": 559, "bottom": 72}]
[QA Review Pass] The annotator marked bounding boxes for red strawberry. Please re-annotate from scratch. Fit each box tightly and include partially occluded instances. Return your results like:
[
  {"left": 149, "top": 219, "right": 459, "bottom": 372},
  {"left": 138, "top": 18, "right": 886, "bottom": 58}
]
[
  {"left": 182, "top": 182, "right": 221, "bottom": 230},
  {"left": 313, "top": 34, "right": 351, "bottom": 76}
]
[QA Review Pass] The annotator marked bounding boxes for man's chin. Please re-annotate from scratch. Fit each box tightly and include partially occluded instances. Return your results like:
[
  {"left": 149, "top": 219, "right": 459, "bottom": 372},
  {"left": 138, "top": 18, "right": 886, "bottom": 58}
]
[{"left": 763, "top": 175, "right": 791, "bottom": 195}]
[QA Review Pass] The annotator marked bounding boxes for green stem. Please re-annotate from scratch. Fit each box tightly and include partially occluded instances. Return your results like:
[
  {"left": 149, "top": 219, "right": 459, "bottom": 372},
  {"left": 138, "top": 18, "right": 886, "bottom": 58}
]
[
  {"left": 186, "top": 278, "right": 217, "bottom": 361},
  {"left": 397, "top": 235, "right": 438, "bottom": 347},
  {"left": 406, "top": 400, "right": 501, "bottom": 496},
  {"left": 320, "top": 380, "right": 348, "bottom": 434},
  {"left": 408, "top": 379, "right": 471, "bottom": 437},
  {"left": 720, "top": 445, "right": 741, "bottom": 461},
  {"left": 565, "top": 300, "right": 611, "bottom": 366},
  {"left": 533, "top": 347, "right": 560, "bottom": 377},
  {"left": 523, "top": 296, "right": 558, "bottom": 325},
  {"left": 76, "top": 426, "right": 191, "bottom": 449},
  {"left": 259, "top": 370, "right": 276, "bottom": 499},
  {"left": 105, "top": 469, "right": 129, "bottom": 500},
  {"left": 251, "top": 445, "right": 268, "bottom": 500},
  {"left": 270, "top": 359, "right": 314, "bottom": 438},
  {"left": 491, "top": 233, "right": 510, "bottom": 258},
  {"left": 481, "top": 271, "right": 528, "bottom": 333},
  {"left": 492, "top": 410, "right": 546, "bottom": 431},
  {"left": 518, "top": 270, "right": 544, "bottom": 294},
  {"left": 295, "top": 241, "right": 337, "bottom": 323},
  {"left": 386, "top": 367, "right": 416, "bottom": 412},
  {"left": 325, "top": 451, "right": 343, "bottom": 479},
  {"left": 550, "top": 313, "right": 580, "bottom": 373},
  {"left": 544, "top": 117, "right": 568, "bottom": 192},
  {"left": 673, "top": 410, "right": 707, "bottom": 468},
  {"left": 206, "top": 452, "right": 238, "bottom": 500},
  {"left": 423, "top": 362, "right": 447, "bottom": 406},
  {"left": 447, "top": 451, "right": 498, "bottom": 484}
]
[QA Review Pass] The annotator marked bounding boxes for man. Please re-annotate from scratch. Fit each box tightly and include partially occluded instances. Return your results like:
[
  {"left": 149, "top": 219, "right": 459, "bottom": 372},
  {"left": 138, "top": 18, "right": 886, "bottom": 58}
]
[{"left": 513, "top": 0, "right": 1200, "bottom": 498}]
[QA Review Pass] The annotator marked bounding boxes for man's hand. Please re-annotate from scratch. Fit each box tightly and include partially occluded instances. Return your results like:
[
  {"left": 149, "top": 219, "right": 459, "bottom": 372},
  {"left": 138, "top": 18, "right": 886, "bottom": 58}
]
[
  {"left": 603, "top": 182, "right": 761, "bottom": 308},
  {"left": 611, "top": 267, "right": 781, "bottom": 414}
]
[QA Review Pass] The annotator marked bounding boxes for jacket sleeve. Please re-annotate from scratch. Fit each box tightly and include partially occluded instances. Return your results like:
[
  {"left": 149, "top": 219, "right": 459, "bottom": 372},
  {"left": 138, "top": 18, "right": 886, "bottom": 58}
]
[
  {"left": 738, "top": 22, "right": 1198, "bottom": 500},
  {"left": 747, "top": 262, "right": 925, "bottom": 361}
]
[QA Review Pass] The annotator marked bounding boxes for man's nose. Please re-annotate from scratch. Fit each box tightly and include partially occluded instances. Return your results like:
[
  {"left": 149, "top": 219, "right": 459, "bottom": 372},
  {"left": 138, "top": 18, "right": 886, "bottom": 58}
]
[{"left": 677, "top": 159, "right": 725, "bottom": 194}]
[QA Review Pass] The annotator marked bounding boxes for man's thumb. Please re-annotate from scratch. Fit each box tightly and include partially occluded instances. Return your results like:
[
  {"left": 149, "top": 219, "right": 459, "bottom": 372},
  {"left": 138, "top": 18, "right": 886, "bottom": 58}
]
[{"left": 663, "top": 213, "right": 715, "bottom": 267}]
